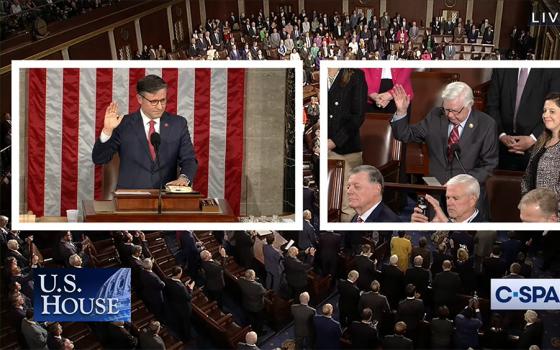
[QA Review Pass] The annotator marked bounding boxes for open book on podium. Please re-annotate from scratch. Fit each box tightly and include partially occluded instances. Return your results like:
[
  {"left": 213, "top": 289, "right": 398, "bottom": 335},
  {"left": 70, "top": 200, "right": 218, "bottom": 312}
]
[{"left": 82, "top": 189, "right": 237, "bottom": 222}]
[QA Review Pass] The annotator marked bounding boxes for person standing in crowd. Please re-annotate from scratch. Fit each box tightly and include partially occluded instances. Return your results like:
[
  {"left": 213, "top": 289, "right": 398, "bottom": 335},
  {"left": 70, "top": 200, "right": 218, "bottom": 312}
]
[
  {"left": 486, "top": 69, "right": 560, "bottom": 170},
  {"left": 522, "top": 93, "right": 560, "bottom": 202},
  {"left": 327, "top": 68, "right": 367, "bottom": 222}
]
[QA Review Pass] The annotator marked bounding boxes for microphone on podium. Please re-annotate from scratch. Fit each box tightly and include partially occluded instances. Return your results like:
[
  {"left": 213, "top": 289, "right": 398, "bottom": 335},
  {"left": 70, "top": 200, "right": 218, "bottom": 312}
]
[
  {"left": 450, "top": 144, "right": 468, "bottom": 174},
  {"left": 150, "top": 132, "right": 163, "bottom": 214}
]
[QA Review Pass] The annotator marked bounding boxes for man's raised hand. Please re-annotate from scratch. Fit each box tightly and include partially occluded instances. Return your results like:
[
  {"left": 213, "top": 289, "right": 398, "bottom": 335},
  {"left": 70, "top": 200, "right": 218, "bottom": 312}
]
[{"left": 102, "top": 102, "right": 123, "bottom": 137}]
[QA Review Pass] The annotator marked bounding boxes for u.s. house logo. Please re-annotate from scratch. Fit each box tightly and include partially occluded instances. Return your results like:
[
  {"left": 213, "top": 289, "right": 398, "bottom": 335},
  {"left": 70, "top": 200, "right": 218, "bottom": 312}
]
[
  {"left": 34, "top": 268, "right": 131, "bottom": 322},
  {"left": 491, "top": 279, "right": 560, "bottom": 310}
]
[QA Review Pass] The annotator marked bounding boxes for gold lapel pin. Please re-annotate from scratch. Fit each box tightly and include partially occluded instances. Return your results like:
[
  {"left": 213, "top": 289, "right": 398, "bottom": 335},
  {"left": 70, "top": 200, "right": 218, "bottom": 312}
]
[{"left": 468, "top": 123, "right": 474, "bottom": 129}]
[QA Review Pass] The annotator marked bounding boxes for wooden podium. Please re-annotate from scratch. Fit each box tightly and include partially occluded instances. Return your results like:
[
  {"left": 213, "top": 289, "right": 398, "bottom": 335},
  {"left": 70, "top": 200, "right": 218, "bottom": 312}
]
[{"left": 82, "top": 189, "right": 238, "bottom": 222}]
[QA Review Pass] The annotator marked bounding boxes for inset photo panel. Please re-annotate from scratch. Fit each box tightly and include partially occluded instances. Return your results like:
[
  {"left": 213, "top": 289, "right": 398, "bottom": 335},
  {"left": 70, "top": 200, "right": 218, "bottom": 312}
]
[
  {"left": 320, "top": 60, "right": 560, "bottom": 231},
  {"left": 12, "top": 60, "right": 303, "bottom": 231}
]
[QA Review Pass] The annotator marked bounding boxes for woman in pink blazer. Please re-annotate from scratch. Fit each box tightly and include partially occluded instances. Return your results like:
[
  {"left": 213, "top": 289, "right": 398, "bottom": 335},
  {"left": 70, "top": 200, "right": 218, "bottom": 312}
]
[{"left": 361, "top": 68, "right": 414, "bottom": 113}]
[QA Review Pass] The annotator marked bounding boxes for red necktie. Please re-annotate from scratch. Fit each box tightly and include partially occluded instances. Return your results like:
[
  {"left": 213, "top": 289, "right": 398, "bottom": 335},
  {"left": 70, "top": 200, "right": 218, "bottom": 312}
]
[
  {"left": 447, "top": 124, "right": 460, "bottom": 162},
  {"left": 148, "top": 120, "right": 156, "bottom": 161}
]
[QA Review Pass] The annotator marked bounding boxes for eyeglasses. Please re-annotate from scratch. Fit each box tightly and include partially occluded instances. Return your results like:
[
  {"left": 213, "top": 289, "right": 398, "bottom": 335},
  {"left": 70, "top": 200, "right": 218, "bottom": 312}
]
[
  {"left": 441, "top": 105, "right": 465, "bottom": 116},
  {"left": 140, "top": 94, "right": 167, "bottom": 107}
]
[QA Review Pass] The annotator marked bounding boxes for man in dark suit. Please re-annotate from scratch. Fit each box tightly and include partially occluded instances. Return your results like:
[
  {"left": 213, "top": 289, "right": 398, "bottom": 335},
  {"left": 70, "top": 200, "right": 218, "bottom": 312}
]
[
  {"left": 262, "top": 234, "right": 284, "bottom": 292},
  {"left": 5, "top": 239, "right": 29, "bottom": 267},
  {"left": 164, "top": 266, "right": 195, "bottom": 341},
  {"left": 397, "top": 284, "right": 425, "bottom": 343},
  {"left": 237, "top": 331, "right": 260, "bottom": 350},
  {"left": 104, "top": 321, "right": 138, "bottom": 349},
  {"left": 139, "top": 321, "right": 165, "bottom": 350},
  {"left": 391, "top": 82, "right": 498, "bottom": 186},
  {"left": 483, "top": 246, "right": 508, "bottom": 279},
  {"left": 291, "top": 292, "right": 316, "bottom": 349},
  {"left": 358, "top": 280, "right": 390, "bottom": 324},
  {"left": 432, "top": 260, "right": 462, "bottom": 311},
  {"left": 285, "top": 246, "right": 315, "bottom": 298},
  {"left": 233, "top": 231, "right": 255, "bottom": 268},
  {"left": 313, "top": 303, "right": 342, "bottom": 349},
  {"left": 405, "top": 256, "right": 431, "bottom": 298},
  {"left": 347, "top": 165, "right": 400, "bottom": 222},
  {"left": 383, "top": 321, "right": 413, "bottom": 349},
  {"left": 353, "top": 244, "right": 380, "bottom": 291},
  {"left": 238, "top": 269, "right": 266, "bottom": 335},
  {"left": 382, "top": 255, "right": 405, "bottom": 310},
  {"left": 200, "top": 248, "right": 227, "bottom": 307},
  {"left": 139, "top": 258, "right": 165, "bottom": 318},
  {"left": 412, "top": 174, "right": 484, "bottom": 223},
  {"left": 317, "top": 231, "right": 341, "bottom": 278},
  {"left": 518, "top": 310, "right": 544, "bottom": 349},
  {"left": 338, "top": 270, "right": 361, "bottom": 327},
  {"left": 92, "top": 74, "right": 198, "bottom": 189},
  {"left": 349, "top": 308, "right": 379, "bottom": 349},
  {"left": 486, "top": 68, "right": 560, "bottom": 170},
  {"left": 299, "top": 210, "right": 317, "bottom": 250}
]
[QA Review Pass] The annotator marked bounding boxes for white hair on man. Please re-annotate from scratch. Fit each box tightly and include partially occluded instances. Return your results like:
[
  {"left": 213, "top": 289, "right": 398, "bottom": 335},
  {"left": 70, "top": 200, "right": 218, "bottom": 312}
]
[
  {"left": 446, "top": 174, "right": 480, "bottom": 199},
  {"left": 524, "top": 310, "right": 538, "bottom": 323},
  {"left": 441, "top": 81, "right": 474, "bottom": 108},
  {"left": 389, "top": 254, "right": 399, "bottom": 265},
  {"left": 142, "top": 258, "right": 153, "bottom": 270}
]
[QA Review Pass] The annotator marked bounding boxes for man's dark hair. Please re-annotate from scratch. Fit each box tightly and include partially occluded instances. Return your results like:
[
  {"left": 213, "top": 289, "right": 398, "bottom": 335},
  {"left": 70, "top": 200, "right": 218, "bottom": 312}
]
[
  {"left": 25, "top": 308, "right": 34, "bottom": 319},
  {"left": 137, "top": 75, "right": 167, "bottom": 94},
  {"left": 361, "top": 308, "right": 372, "bottom": 321},
  {"left": 405, "top": 283, "right": 416, "bottom": 297},
  {"left": 266, "top": 235, "right": 275, "bottom": 245},
  {"left": 171, "top": 266, "right": 182, "bottom": 276}
]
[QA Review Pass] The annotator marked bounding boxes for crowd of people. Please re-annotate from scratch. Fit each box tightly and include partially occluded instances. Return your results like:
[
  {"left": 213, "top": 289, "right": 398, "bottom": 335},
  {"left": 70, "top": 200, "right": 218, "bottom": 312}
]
[
  {"left": 1, "top": 219, "right": 552, "bottom": 349},
  {"left": 161, "top": 9, "right": 535, "bottom": 67}
]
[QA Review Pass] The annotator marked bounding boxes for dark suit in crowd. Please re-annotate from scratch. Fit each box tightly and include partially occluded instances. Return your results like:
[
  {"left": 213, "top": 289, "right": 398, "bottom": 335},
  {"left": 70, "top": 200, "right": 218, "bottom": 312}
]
[
  {"left": 337, "top": 279, "right": 360, "bottom": 327},
  {"left": 238, "top": 277, "right": 266, "bottom": 334},
  {"left": 163, "top": 278, "right": 193, "bottom": 340},
  {"left": 291, "top": 303, "right": 316, "bottom": 349},
  {"left": 313, "top": 315, "right": 342, "bottom": 349}
]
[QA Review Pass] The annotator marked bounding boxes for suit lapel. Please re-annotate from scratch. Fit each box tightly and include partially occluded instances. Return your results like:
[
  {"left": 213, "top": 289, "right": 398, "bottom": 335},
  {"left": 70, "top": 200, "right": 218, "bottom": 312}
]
[
  {"left": 458, "top": 110, "right": 477, "bottom": 151},
  {"left": 366, "top": 203, "right": 382, "bottom": 222}
]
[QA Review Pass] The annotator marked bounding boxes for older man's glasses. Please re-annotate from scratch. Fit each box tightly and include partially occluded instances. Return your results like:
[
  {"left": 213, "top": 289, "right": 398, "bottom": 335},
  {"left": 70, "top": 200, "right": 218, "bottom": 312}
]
[
  {"left": 140, "top": 95, "right": 167, "bottom": 107},
  {"left": 441, "top": 105, "right": 465, "bottom": 116}
]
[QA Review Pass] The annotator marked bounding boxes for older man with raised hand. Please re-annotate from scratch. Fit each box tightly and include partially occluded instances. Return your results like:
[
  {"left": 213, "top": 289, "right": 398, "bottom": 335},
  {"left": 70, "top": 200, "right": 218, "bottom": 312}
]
[
  {"left": 412, "top": 174, "right": 483, "bottom": 223},
  {"left": 391, "top": 82, "right": 498, "bottom": 186},
  {"left": 347, "top": 165, "right": 400, "bottom": 222}
]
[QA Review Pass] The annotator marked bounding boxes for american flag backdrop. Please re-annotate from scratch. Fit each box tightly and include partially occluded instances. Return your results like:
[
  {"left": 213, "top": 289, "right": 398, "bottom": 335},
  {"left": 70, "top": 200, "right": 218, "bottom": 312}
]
[{"left": 26, "top": 68, "right": 246, "bottom": 217}]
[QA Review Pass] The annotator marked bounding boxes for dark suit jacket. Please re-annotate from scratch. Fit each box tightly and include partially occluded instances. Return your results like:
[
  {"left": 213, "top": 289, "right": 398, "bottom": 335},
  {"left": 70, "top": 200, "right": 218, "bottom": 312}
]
[
  {"left": 353, "top": 255, "right": 379, "bottom": 291},
  {"left": 391, "top": 108, "right": 498, "bottom": 184},
  {"left": 518, "top": 322, "right": 544, "bottom": 349},
  {"left": 201, "top": 259, "right": 225, "bottom": 291},
  {"left": 285, "top": 255, "right": 313, "bottom": 289},
  {"left": 139, "top": 330, "right": 165, "bottom": 350},
  {"left": 405, "top": 266, "right": 431, "bottom": 297},
  {"left": 163, "top": 278, "right": 193, "bottom": 319},
  {"left": 358, "top": 292, "right": 390, "bottom": 322},
  {"left": 430, "top": 318, "right": 454, "bottom": 348},
  {"left": 328, "top": 69, "right": 368, "bottom": 155},
  {"left": 313, "top": 316, "right": 342, "bottom": 349},
  {"left": 381, "top": 264, "right": 405, "bottom": 305},
  {"left": 291, "top": 303, "right": 316, "bottom": 337},
  {"left": 92, "top": 111, "right": 198, "bottom": 189},
  {"left": 349, "top": 321, "right": 379, "bottom": 349},
  {"left": 383, "top": 334, "right": 413, "bottom": 349},
  {"left": 234, "top": 231, "right": 255, "bottom": 268},
  {"left": 104, "top": 323, "right": 138, "bottom": 350},
  {"left": 337, "top": 279, "right": 360, "bottom": 318},
  {"left": 397, "top": 298, "right": 425, "bottom": 331},
  {"left": 299, "top": 221, "right": 317, "bottom": 249},
  {"left": 238, "top": 277, "right": 266, "bottom": 312},
  {"left": 139, "top": 270, "right": 165, "bottom": 312},
  {"left": 355, "top": 202, "right": 401, "bottom": 222},
  {"left": 486, "top": 68, "right": 560, "bottom": 169},
  {"left": 432, "top": 270, "right": 462, "bottom": 307},
  {"left": 263, "top": 243, "right": 284, "bottom": 276}
]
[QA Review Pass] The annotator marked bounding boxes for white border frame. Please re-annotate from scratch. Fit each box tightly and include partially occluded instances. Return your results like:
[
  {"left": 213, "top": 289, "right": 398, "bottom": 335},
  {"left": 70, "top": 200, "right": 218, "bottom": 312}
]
[
  {"left": 12, "top": 60, "right": 303, "bottom": 231},
  {"left": 320, "top": 60, "right": 560, "bottom": 231}
]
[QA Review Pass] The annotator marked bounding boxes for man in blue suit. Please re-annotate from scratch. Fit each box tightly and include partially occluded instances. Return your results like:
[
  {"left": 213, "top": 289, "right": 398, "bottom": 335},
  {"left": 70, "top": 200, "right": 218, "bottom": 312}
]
[
  {"left": 347, "top": 165, "right": 400, "bottom": 222},
  {"left": 313, "top": 303, "right": 342, "bottom": 349},
  {"left": 92, "top": 74, "right": 197, "bottom": 189}
]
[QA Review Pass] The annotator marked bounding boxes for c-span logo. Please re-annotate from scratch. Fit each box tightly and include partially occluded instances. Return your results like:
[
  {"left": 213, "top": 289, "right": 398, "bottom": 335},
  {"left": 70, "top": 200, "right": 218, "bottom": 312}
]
[
  {"left": 491, "top": 279, "right": 560, "bottom": 310},
  {"left": 34, "top": 268, "right": 131, "bottom": 322}
]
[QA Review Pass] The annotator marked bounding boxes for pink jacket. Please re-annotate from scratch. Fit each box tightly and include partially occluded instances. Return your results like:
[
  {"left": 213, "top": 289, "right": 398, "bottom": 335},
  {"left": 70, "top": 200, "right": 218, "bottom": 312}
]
[{"left": 361, "top": 68, "right": 414, "bottom": 103}]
